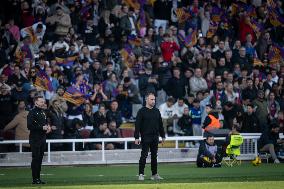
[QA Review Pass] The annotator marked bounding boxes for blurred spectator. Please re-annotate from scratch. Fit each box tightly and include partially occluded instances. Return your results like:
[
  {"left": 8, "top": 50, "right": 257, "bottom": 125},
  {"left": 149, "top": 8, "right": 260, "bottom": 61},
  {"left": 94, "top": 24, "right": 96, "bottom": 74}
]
[
  {"left": 46, "top": 99, "right": 65, "bottom": 150},
  {"left": 190, "top": 99, "right": 202, "bottom": 138},
  {"left": 177, "top": 107, "right": 193, "bottom": 136},
  {"left": 173, "top": 98, "right": 188, "bottom": 118},
  {"left": 3, "top": 100, "right": 30, "bottom": 151},
  {"left": 90, "top": 120, "right": 113, "bottom": 150},
  {"left": 159, "top": 97, "right": 176, "bottom": 135},
  {"left": 82, "top": 103, "right": 95, "bottom": 130},
  {"left": 240, "top": 104, "right": 260, "bottom": 133},
  {"left": 253, "top": 90, "right": 269, "bottom": 132},
  {"left": 46, "top": 6, "right": 71, "bottom": 38},
  {"left": 106, "top": 100, "right": 122, "bottom": 128},
  {"left": 166, "top": 67, "right": 186, "bottom": 99},
  {"left": 190, "top": 68, "right": 208, "bottom": 95},
  {"left": 93, "top": 103, "right": 107, "bottom": 128},
  {"left": 259, "top": 123, "right": 283, "bottom": 164}
]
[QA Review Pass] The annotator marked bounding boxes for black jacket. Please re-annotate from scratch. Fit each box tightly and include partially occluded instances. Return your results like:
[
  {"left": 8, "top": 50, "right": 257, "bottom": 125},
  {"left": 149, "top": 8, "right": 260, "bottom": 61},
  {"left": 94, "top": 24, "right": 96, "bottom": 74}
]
[
  {"left": 106, "top": 110, "right": 122, "bottom": 128},
  {"left": 138, "top": 73, "right": 159, "bottom": 97},
  {"left": 177, "top": 114, "right": 193, "bottom": 135},
  {"left": 46, "top": 108, "right": 64, "bottom": 139},
  {"left": 134, "top": 107, "right": 165, "bottom": 142},
  {"left": 241, "top": 113, "right": 261, "bottom": 133},
  {"left": 166, "top": 76, "right": 186, "bottom": 99},
  {"left": 259, "top": 130, "right": 279, "bottom": 149},
  {"left": 242, "top": 87, "right": 257, "bottom": 101},
  {"left": 27, "top": 107, "right": 47, "bottom": 143}
]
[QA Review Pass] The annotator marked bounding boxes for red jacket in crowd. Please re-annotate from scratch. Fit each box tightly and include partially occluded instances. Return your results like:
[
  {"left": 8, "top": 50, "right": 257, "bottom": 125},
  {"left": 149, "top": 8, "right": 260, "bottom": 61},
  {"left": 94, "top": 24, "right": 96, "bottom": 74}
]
[{"left": 160, "top": 41, "right": 180, "bottom": 62}]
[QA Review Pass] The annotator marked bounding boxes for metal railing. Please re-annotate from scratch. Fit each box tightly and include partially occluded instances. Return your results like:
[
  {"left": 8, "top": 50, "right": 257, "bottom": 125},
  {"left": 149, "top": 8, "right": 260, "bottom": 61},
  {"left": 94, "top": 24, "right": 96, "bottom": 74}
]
[{"left": 0, "top": 134, "right": 267, "bottom": 163}]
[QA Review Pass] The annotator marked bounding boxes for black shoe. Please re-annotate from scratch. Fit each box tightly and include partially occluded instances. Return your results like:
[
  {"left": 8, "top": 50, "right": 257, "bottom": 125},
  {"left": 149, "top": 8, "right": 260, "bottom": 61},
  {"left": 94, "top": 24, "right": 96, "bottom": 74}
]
[
  {"left": 39, "top": 179, "right": 46, "bottom": 184},
  {"left": 212, "top": 163, "right": 221, "bottom": 168},
  {"left": 32, "top": 179, "right": 46, "bottom": 184}
]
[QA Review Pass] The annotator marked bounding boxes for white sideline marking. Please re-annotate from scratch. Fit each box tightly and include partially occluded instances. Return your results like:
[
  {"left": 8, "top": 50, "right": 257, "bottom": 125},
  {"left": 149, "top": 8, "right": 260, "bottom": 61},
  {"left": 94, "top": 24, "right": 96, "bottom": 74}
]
[
  {"left": 40, "top": 173, "right": 54, "bottom": 176},
  {"left": 0, "top": 174, "right": 5, "bottom": 176}
]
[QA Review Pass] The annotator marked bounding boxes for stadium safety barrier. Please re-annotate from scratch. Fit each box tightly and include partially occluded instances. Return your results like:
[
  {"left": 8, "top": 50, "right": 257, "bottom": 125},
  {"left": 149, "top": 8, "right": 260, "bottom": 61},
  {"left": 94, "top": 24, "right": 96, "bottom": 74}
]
[{"left": 0, "top": 134, "right": 275, "bottom": 164}]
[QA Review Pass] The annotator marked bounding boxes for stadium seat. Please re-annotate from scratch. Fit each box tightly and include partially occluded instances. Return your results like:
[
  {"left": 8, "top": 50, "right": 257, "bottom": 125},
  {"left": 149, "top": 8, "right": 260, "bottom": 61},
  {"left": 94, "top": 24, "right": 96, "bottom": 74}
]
[{"left": 223, "top": 134, "right": 244, "bottom": 167}]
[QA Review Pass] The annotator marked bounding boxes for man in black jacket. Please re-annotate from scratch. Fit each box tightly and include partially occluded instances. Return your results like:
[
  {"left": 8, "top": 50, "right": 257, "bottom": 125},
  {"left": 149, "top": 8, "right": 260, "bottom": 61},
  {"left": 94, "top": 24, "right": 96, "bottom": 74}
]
[
  {"left": 165, "top": 67, "right": 186, "bottom": 99},
  {"left": 134, "top": 93, "right": 165, "bottom": 181},
  {"left": 27, "top": 96, "right": 51, "bottom": 184},
  {"left": 197, "top": 135, "right": 223, "bottom": 167},
  {"left": 138, "top": 63, "right": 159, "bottom": 105},
  {"left": 241, "top": 104, "right": 261, "bottom": 133}
]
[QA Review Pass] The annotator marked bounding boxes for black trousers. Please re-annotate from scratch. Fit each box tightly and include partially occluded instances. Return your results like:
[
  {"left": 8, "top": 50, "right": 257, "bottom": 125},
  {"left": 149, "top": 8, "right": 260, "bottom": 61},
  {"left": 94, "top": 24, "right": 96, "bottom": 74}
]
[
  {"left": 30, "top": 140, "right": 45, "bottom": 180},
  {"left": 139, "top": 138, "right": 159, "bottom": 175}
]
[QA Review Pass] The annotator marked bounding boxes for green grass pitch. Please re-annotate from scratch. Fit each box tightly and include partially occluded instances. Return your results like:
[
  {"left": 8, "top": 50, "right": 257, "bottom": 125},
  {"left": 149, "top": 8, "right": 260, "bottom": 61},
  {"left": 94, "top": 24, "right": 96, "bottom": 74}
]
[{"left": 0, "top": 163, "right": 283, "bottom": 189}]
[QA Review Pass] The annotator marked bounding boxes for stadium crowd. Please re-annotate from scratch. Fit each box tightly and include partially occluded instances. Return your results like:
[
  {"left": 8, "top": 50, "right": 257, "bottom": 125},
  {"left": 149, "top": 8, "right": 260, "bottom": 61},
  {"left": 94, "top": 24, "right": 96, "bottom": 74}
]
[{"left": 0, "top": 0, "right": 284, "bottom": 160}]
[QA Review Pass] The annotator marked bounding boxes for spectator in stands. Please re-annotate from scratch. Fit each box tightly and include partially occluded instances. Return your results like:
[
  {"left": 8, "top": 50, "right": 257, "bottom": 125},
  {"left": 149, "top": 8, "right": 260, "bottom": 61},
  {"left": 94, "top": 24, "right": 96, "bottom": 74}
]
[
  {"left": 90, "top": 61, "right": 104, "bottom": 84},
  {"left": 45, "top": 67, "right": 59, "bottom": 103},
  {"left": 210, "top": 81, "right": 227, "bottom": 108},
  {"left": 241, "top": 104, "right": 260, "bottom": 133},
  {"left": 82, "top": 103, "right": 95, "bottom": 130},
  {"left": 267, "top": 91, "right": 280, "bottom": 122},
  {"left": 197, "top": 135, "right": 222, "bottom": 168},
  {"left": 90, "top": 120, "right": 113, "bottom": 150},
  {"left": 90, "top": 81, "right": 108, "bottom": 110},
  {"left": 121, "top": 77, "right": 140, "bottom": 119},
  {"left": 52, "top": 35, "right": 69, "bottom": 53},
  {"left": 166, "top": 67, "right": 186, "bottom": 99},
  {"left": 159, "top": 97, "right": 176, "bottom": 135},
  {"left": 173, "top": 98, "right": 188, "bottom": 118},
  {"left": 138, "top": 62, "right": 159, "bottom": 104},
  {"left": 120, "top": 5, "right": 136, "bottom": 35},
  {"left": 20, "top": 22, "right": 46, "bottom": 53},
  {"left": 103, "top": 62, "right": 116, "bottom": 81},
  {"left": 46, "top": 99, "right": 64, "bottom": 151},
  {"left": 11, "top": 81, "right": 28, "bottom": 112},
  {"left": 81, "top": 58, "right": 93, "bottom": 85},
  {"left": 106, "top": 100, "right": 122, "bottom": 128},
  {"left": 190, "top": 99, "right": 202, "bottom": 138},
  {"left": 64, "top": 118, "right": 83, "bottom": 140},
  {"left": 199, "top": 49, "right": 216, "bottom": 75},
  {"left": 224, "top": 83, "right": 239, "bottom": 104},
  {"left": 190, "top": 68, "right": 208, "bottom": 95},
  {"left": 123, "top": 76, "right": 141, "bottom": 104},
  {"left": 3, "top": 100, "right": 30, "bottom": 151},
  {"left": 253, "top": 90, "right": 268, "bottom": 132},
  {"left": 259, "top": 123, "right": 283, "bottom": 164},
  {"left": 0, "top": 81, "right": 13, "bottom": 129},
  {"left": 8, "top": 65, "right": 28, "bottom": 87},
  {"left": 160, "top": 33, "right": 179, "bottom": 62},
  {"left": 93, "top": 103, "right": 107, "bottom": 128},
  {"left": 103, "top": 73, "right": 118, "bottom": 100},
  {"left": 46, "top": 6, "right": 71, "bottom": 38},
  {"left": 242, "top": 78, "right": 257, "bottom": 102},
  {"left": 50, "top": 86, "right": 68, "bottom": 113},
  {"left": 107, "top": 120, "right": 122, "bottom": 149},
  {"left": 177, "top": 107, "right": 193, "bottom": 136}
]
